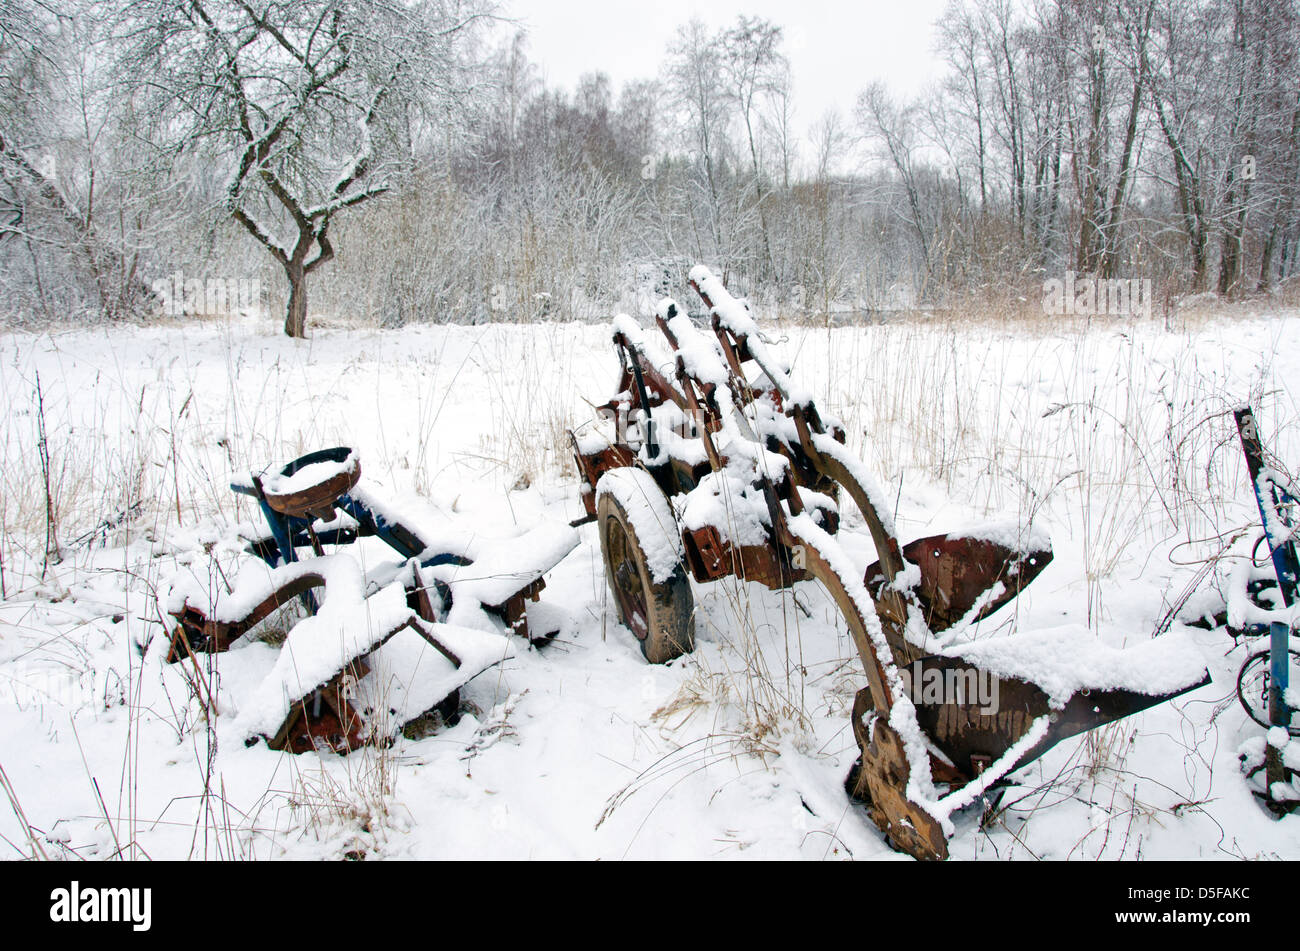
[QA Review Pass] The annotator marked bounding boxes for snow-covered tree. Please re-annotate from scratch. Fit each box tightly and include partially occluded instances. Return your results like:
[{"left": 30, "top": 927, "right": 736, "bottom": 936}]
[{"left": 115, "top": 0, "right": 493, "bottom": 336}]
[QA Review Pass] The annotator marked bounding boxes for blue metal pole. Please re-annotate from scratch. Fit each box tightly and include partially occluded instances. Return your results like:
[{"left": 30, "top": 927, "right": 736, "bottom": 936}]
[
  {"left": 251, "top": 476, "right": 318, "bottom": 614},
  {"left": 1270, "top": 620, "right": 1292, "bottom": 729}
]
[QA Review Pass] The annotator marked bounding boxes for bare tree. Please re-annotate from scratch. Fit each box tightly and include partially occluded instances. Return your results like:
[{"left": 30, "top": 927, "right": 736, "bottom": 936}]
[
  {"left": 721, "top": 15, "right": 786, "bottom": 280},
  {"left": 663, "top": 18, "right": 730, "bottom": 260},
  {"left": 1142, "top": 0, "right": 1219, "bottom": 291},
  {"left": 761, "top": 56, "right": 795, "bottom": 191},
  {"left": 1, "top": 1, "right": 163, "bottom": 320},
  {"left": 937, "top": 1, "right": 991, "bottom": 215},
  {"left": 1065, "top": 0, "right": 1153, "bottom": 279},
  {"left": 856, "top": 82, "right": 935, "bottom": 279},
  {"left": 0, "top": 0, "right": 62, "bottom": 317},
  {"left": 1220, "top": 0, "right": 1300, "bottom": 293},
  {"left": 115, "top": 0, "right": 492, "bottom": 336}
]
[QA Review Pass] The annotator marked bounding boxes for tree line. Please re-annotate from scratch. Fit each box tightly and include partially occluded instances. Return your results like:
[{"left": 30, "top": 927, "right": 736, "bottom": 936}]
[{"left": 1, "top": 0, "right": 1296, "bottom": 335}]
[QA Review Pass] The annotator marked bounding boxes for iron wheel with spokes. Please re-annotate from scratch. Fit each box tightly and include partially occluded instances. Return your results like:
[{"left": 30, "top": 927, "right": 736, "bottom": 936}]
[{"left": 596, "top": 470, "right": 695, "bottom": 664}]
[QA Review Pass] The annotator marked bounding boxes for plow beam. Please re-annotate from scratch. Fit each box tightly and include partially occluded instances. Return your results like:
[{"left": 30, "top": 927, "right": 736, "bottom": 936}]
[{"left": 166, "top": 567, "right": 334, "bottom": 663}]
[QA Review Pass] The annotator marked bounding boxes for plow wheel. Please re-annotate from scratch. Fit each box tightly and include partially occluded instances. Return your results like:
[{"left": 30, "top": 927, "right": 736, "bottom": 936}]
[
  {"left": 1237, "top": 647, "right": 1300, "bottom": 736},
  {"left": 597, "top": 480, "right": 695, "bottom": 664}
]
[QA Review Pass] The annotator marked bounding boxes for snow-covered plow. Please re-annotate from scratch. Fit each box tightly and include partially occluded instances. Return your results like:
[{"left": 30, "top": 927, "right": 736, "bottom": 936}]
[
  {"left": 571, "top": 265, "right": 1210, "bottom": 860},
  {"left": 163, "top": 447, "right": 577, "bottom": 755}
]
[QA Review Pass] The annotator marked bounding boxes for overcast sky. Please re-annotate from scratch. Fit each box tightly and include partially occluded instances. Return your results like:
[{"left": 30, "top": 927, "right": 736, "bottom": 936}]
[{"left": 507, "top": 0, "right": 951, "bottom": 138}]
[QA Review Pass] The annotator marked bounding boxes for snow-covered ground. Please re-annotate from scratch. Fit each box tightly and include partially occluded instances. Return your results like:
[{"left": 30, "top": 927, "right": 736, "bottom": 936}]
[{"left": 2, "top": 309, "right": 1299, "bottom": 860}]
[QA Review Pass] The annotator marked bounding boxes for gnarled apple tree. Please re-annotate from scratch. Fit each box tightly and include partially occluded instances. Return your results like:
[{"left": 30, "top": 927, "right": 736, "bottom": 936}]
[{"left": 116, "top": 0, "right": 491, "bottom": 336}]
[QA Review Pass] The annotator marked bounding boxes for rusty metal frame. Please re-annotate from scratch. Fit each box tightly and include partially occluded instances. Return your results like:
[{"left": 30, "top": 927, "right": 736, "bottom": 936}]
[
  {"left": 167, "top": 450, "right": 569, "bottom": 755},
  {"left": 570, "top": 269, "right": 1210, "bottom": 860}
]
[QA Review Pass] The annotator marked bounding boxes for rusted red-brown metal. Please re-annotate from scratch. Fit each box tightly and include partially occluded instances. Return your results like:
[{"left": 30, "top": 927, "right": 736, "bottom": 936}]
[
  {"left": 167, "top": 607, "right": 239, "bottom": 663},
  {"left": 681, "top": 524, "right": 808, "bottom": 589},
  {"left": 260, "top": 455, "right": 360, "bottom": 522},
  {"left": 270, "top": 661, "right": 370, "bottom": 755},
  {"left": 165, "top": 570, "right": 334, "bottom": 663},
  {"left": 265, "top": 616, "right": 466, "bottom": 754},
  {"left": 489, "top": 577, "right": 546, "bottom": 642},
  {"left": 611, "top": 328, "right": 691, "bottom": 414},
  {"left": 865, "top": 534, "right": 1053, "bottom": 636},
  {"left": 861, "top": 654, "right": 1211, "bottom": 785},
  {"left": 407, "top": 570, "right": 443, "bottom": 626},
  {"left": 574, "top": 268, "right": 1213, "bottom": 860},
  {"left": 569, "top": 432, "right": 636, "bottom": 523},
  {"left": 844, "top": 688, "right": 949, "bottom": 861}
]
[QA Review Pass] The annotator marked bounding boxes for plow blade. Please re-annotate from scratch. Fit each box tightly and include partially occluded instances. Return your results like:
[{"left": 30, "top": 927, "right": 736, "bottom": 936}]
[
  {"left": 848, "top": 656, "right": 1210, "bottom": 859},
  {"left": 267, "top": 617, "right": 510, "bottom": 754},
  {"left": 866, "top": 532, "right": 1052, "bottom": 636},
  {"left": 902, "top": 653, "right": 1212, "bottom": 784}
]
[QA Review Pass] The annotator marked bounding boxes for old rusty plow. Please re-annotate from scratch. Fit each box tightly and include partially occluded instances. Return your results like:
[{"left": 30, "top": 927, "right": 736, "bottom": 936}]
[
  {"left": 570, "top": 265, "right": 1210, "bottom": 860},
  {"left": 163, "top": 447, "right": 576, "bottom": 755}
]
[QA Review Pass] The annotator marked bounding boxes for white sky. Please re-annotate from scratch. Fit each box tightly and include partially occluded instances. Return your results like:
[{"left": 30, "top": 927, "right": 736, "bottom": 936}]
[{"left": 509, "top": 0, "right": 950, "bottom": 139}]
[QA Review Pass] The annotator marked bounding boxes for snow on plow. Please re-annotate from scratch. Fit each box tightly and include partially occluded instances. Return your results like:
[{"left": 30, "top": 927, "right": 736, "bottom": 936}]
[
  {"left": 163, "top": 447, "right": 577, "bottom": 755},
  {"left": 569, "top": 265, "right": 1210, "bottom": 860}
]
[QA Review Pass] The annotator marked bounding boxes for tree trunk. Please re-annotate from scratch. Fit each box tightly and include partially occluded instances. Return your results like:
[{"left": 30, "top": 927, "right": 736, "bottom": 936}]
[
  {"left": 284, "top": 264, "right": 308, "bottom": 338},
  {"left": 1218, "top": 221, "right": 1244, "bottom": 297},
  {"left": 1218, "top": 171, "right": 1248, "bottom": 298},
  {"left": 1259, "top": 222, "right": 1278, "bottom": 290},
  {"left": 1076, "top": 88, "right": 1105, "bottom": 273},
  {"left": 1153, "top": 92, "right": 1209, "bottom": 292}
]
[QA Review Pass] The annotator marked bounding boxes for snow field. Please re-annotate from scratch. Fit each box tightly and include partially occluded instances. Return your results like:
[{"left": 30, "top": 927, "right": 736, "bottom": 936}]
[{"left": 1, "top": 309, "right": 1299, "bottom": 859}]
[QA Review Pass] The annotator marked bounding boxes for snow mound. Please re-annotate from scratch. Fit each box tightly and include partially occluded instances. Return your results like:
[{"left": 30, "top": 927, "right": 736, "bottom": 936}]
[
  {"left": 943, "top": 625, "right": 1208, "bottom": 708},
  {"left": 939, "top": 516, "right": 1052, "bottom": 555},
  {"left": 356, "top": 622, "right": 513, "bottom": 730},
  {"left": 164, "top": 552, "right": 362, "bottom": 622},
  {"left": 439, "top": 522, "right": 579, "bottom": 610},
  {"left": 235, "top": 579, "right": 415, "bottom": 739}
]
